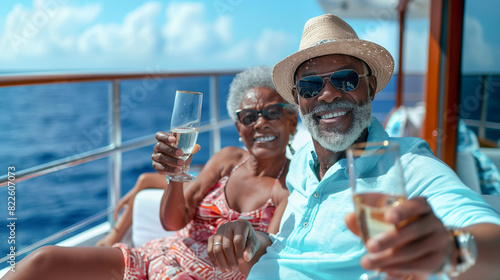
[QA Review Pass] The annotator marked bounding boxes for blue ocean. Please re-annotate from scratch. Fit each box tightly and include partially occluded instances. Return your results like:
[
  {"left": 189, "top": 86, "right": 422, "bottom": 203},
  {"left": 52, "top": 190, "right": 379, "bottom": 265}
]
[
  {"left": 0, "top": 74, "right": 240, "bottom": 266},
  {"left": 4, "top": 73, "right": 482, "bottom": 268}
]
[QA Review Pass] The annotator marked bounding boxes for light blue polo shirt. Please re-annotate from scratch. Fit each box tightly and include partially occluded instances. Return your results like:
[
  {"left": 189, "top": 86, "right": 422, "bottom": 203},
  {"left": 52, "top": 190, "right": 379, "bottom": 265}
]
[{"left": 247, "top": 117, "right": 500, "bottom": 280}]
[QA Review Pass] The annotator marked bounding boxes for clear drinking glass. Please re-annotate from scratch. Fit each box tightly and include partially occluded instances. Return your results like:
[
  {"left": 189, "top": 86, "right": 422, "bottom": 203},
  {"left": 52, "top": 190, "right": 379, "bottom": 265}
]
[
  {"left": 165, "top": 90, "right": 203, "bottom": 182},
  {"left": 346, "top": 141, "right": 407, "bottom": 280}
]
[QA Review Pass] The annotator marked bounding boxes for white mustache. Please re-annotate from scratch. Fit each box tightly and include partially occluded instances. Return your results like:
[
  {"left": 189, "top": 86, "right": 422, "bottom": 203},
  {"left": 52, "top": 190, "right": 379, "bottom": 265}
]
[{"left": 309, "top": 100, "right": 357, "bottom": 116}]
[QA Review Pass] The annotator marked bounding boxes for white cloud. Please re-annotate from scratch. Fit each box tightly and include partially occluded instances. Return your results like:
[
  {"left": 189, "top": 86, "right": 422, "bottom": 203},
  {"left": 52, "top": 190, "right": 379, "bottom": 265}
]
[
  {"left": 0, "top": 0, "right": 94, "bottom": 59},
  {"left": 0, "top": 0, "right": 162, "bottom": 69},
  {"left": 353, "top": 19, "right": 431, "bottom": 73},
  {"left": 78, "top": 2, "right": 161, "bottom": 57},
  {"left": 254, "top": 29, "right": 294, "bottom": 62},
  {"left": 403, "top": 24, "right": 429, "bottom": 73},
  {"left": 213, "top": 15, "right": 232, "bottom": 43},
  {"left": 462, "top": 15, "right": 494, "bottom": 72},
  {"left": 357, "top": 21, "right": 398, "bottom": 59},
  {"left": 0, "top": 0, "right": 101, "bottom": 59},
  {"left": 161, "top": 2, "right": 233, "bottom": 60},
  {"left": 0, "top": 0, "right": 296, "bottom": 71},
  {"left": 213, "top": 39, "right": 252, "bottom": 62}
]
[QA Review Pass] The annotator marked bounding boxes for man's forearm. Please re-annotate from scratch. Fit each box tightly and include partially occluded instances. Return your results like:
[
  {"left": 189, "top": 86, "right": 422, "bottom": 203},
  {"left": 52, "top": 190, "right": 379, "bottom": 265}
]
[{"left": 457, "top": 223, "right": 500, "bottom": 280}]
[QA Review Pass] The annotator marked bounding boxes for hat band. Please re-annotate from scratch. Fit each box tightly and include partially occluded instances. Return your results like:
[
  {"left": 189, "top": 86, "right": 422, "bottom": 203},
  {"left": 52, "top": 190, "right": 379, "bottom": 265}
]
[{"left": 310, "top": 39, "right": 337, "bottom": 48}]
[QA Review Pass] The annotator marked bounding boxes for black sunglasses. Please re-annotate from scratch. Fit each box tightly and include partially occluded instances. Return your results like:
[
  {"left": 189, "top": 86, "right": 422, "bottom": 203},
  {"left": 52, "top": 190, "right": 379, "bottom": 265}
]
[
  {"left": 236, "top": 103, "right": 291, "bottom": 126},
  {"left": 294, "top": 69, "right": 368, "bottom": 99}
]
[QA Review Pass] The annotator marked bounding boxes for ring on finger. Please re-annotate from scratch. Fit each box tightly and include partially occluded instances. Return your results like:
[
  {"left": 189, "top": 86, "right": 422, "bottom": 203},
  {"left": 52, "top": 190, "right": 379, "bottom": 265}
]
[{"left": 214, "top": 242, "right": 223, "bottom": 247}]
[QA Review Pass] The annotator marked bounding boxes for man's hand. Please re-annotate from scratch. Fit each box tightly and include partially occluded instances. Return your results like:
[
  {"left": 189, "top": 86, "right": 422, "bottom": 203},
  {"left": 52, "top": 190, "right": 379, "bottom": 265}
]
[
  {"left": 207, "top": 220, "right": 260, "bottom": 273},
  {"left": 345, "top": 197, "right": 450, "bottom": 278}
]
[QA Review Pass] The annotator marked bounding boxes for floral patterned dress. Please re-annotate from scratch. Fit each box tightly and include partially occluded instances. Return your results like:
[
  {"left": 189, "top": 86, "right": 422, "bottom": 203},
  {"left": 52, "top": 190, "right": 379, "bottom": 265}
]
[{"left": 114, "top": 157, "right": 285, "bottom": 280}]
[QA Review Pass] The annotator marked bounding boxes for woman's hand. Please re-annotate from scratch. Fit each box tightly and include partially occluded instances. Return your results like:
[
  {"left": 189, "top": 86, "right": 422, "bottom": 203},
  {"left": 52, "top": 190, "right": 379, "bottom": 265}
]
[
  {"left": 112, "top": 173, "right": 164, "bottom": 219},
  {"left": 151, "top": 131, "right": 200, "bottom": 174},
  {"left": 112, "top": 186, "right": 140, "bottom": 220}
]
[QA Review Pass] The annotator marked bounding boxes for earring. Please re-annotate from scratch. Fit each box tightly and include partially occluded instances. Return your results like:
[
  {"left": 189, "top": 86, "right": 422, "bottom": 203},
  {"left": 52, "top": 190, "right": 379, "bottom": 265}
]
[
  {"left": 239, "top": 137, "right": 243, "bottom": 142},
  {"left": 287, "top": 133, "right": 295, "bottom": 155},
  {"left": 288, "top": 143, "right": 295, "bottom": 155}
]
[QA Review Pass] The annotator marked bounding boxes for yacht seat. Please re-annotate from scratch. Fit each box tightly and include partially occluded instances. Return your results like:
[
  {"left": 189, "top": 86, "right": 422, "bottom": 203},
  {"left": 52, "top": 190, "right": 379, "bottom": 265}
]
[
  {"left": 456, "top": 148, "right": 500, "bottom": 214},
  {"left": 132, "top": 188, "right": 174, "bottom": 247},
  {"left": 455, "top": 151, "right": 481, "bottom": 193},
  {"left": 481, "top": 148, "right": 500, "bottom": 171}
]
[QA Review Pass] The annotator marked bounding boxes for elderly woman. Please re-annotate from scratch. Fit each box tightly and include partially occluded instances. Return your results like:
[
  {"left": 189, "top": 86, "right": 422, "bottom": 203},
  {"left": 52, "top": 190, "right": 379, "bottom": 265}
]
[{"left": 3, "top": 66, "right": 298, "bottom": 280}]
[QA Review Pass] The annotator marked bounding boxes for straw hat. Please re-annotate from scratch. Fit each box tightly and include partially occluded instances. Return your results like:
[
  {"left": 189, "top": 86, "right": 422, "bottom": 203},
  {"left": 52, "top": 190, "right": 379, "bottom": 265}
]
[{"left": 273, "top": 14, "right": 395, "bottom": 105}]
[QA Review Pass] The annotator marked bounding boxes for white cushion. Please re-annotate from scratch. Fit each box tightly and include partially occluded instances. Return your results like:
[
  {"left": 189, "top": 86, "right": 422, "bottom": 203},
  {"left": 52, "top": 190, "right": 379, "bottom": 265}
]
[
  {"left": 455, "top": 150, "right": 481, "bottom": 193},
  {"left": 132, "top": 188, "right": 174, "bottom": 247}
]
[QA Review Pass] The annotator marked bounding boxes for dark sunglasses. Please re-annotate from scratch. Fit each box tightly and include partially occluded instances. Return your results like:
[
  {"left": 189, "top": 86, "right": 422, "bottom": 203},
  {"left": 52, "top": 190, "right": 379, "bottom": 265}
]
[
  {"left": 294, "top": 69, "right": 368, "bottom": 99},
  {"left": 236, "top": 103, "right": 291, "bottom": 126}
]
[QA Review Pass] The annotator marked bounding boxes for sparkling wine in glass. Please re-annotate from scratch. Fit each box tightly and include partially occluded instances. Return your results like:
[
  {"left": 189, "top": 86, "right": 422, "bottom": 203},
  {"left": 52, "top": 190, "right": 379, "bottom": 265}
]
[
  {"left": 165, "top": 90, "right": 202, "bottom": 182},
  {"left": 346, "top": 141, "right": 407, "bottom": 280}
]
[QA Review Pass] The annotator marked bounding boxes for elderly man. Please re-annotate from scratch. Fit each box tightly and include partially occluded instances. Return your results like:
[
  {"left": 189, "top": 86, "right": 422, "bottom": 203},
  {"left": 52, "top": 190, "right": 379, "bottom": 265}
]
[{"left": 208, "top": 14, "right": 500, "bottom": 280}]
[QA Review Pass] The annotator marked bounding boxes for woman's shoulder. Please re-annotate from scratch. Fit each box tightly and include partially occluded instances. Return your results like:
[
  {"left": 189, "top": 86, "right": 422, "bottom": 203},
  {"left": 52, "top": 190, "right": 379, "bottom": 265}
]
[
  {"left": 189, "top": 147, "right": 248, "bottom": 196},
  {"left": 204, "top": 146, "right": 248, "bottom": 173},
  {"left": 221, "top": 147, "right": 250, "bottom": 173},
  {"left": 216, "top": 146, "right": 248, "bottom": 159}
]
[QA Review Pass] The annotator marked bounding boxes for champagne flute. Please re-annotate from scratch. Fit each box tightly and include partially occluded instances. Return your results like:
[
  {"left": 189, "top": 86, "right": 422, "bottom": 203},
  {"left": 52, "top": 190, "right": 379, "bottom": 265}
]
[
  {"left": 346, "top": 141, "right": 407, "bottom": 280},
  {"left": 165, "top": 90, "right": 203, "bottom": 182}
]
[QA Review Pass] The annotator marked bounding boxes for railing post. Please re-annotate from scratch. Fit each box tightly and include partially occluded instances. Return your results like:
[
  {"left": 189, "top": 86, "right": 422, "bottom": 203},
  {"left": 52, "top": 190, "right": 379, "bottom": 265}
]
[
  {"left": 108, "top": 80, "right": 122, "bottom": 226},
  {"left": 479, "top": 75, "right": 489, "bottom": 140},
  {"left": 209, "top": 75, "right": 221, "bottom": 157}
]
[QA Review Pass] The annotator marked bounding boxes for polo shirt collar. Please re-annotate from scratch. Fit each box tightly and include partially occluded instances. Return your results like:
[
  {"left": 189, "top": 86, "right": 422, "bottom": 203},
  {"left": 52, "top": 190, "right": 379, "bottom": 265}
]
[{"left": 308, "top": 117, "right": 390, "bottom": 179}]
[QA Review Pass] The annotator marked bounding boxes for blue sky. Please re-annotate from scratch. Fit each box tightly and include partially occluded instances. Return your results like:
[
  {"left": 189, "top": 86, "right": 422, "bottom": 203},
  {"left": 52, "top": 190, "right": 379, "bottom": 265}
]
[{"left": 0, "top": 0, "right": 498, "bottom": 74}]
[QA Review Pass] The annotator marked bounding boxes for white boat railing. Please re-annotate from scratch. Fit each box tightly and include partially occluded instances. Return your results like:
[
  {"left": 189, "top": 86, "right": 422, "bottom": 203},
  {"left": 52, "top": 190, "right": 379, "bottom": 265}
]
[{"left": 0, "top": 71, "right": 239, "bottom": 263}]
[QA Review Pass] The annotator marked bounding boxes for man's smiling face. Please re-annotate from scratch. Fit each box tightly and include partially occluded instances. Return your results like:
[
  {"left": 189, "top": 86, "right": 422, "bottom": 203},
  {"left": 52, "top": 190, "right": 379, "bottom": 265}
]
[{"left": 293, "top": 54, "right": 376, "bottom": 152}]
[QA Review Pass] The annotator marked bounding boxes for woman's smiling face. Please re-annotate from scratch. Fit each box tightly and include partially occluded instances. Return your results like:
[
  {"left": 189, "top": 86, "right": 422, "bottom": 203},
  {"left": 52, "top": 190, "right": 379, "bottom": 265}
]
[{"left": 236, "top": 87, "right": 297, "bottom": 159}]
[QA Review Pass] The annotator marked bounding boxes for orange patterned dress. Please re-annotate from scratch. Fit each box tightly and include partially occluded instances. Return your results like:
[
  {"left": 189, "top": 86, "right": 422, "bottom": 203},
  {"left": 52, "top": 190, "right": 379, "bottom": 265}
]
[{"left": 114, "top": 157, "right": 285, "bottom": 280}]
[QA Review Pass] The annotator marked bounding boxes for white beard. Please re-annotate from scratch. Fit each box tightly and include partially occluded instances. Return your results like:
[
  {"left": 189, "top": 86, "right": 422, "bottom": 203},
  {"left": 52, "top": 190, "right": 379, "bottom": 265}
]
[{"left": 299, "top": 100, "right": 372, "bottom": 152}]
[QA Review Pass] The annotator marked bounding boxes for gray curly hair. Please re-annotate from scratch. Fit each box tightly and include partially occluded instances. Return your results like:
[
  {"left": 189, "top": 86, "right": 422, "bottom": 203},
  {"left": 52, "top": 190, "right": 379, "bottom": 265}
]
[{"left": 227, "top": 66, "right": 296, "bottom": 122}]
